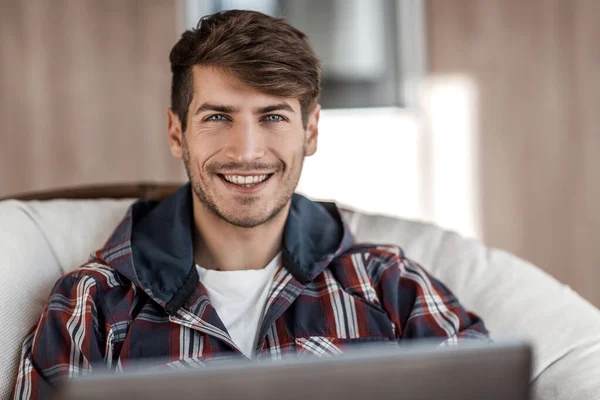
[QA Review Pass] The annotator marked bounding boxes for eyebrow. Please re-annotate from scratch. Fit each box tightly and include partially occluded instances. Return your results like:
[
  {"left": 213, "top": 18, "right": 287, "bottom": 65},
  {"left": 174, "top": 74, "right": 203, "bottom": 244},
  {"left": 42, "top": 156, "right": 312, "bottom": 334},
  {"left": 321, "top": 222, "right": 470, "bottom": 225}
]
[
  {"left": 194, "top": 103, "right": 237, "bottom": 115},
  {"left": 254, "top": 102, "right": 295, "bottom": 114},
  {"left": 193, "top": 102, "right": 295, "bottom": 116}
]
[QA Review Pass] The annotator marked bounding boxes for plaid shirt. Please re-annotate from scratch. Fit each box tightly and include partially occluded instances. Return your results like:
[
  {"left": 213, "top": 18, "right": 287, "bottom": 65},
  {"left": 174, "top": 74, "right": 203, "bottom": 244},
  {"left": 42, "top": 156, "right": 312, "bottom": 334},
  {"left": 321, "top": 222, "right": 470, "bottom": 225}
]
[{"left": 13, "top": 184, "right": 488, "bottom": 399}]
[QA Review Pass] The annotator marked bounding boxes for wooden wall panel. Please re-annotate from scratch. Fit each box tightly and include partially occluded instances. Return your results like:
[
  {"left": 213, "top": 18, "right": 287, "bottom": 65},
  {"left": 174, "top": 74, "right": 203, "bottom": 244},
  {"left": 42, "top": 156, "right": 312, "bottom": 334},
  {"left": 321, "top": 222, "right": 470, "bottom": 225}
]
[
  {"left": 0, "top": 0, "right": 185, "bottom": 197},
  {"left": 427, "top": 0, "right": 600, "bottom": 307}
]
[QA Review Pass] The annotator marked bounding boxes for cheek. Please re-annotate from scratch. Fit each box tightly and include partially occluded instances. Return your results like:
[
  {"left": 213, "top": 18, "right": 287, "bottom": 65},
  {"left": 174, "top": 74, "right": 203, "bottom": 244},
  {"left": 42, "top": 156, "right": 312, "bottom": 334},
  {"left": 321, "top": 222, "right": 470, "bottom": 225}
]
[
  {"left": 270, "top": 129, "right": 306, "bottom": 158},
  {"left": 186, "top": 136, "right": 222, "bottom": 169}
]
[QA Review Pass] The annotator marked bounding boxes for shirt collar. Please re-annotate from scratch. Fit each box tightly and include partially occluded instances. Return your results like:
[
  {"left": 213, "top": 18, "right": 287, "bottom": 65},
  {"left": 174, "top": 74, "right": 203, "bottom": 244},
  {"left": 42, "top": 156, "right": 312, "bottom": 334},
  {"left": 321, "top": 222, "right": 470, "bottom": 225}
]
[{"left": 98, "top": 183, "right": 353, "bottom": 313}]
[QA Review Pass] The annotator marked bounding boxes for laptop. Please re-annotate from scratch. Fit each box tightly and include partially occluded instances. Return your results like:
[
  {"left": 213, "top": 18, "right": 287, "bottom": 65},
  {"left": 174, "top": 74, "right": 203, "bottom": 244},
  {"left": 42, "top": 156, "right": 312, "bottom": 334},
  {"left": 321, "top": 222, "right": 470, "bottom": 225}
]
[{"left": 58, "top": 339, "right": 532, "bottom": 400}]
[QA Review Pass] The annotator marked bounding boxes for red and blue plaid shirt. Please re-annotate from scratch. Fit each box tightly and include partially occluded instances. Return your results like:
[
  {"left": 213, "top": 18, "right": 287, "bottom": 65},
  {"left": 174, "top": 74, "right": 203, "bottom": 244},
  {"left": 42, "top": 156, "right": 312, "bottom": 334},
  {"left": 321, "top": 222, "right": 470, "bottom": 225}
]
[{"left": 13, "top": 184, "right": 488, "bottom": 399}]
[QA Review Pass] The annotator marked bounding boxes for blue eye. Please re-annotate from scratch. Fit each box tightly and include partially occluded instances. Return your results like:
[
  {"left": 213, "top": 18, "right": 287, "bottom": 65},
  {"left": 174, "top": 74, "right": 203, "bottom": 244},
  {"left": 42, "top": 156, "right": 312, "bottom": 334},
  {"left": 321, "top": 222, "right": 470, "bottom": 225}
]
[
  {"left": 206, "top": 114, "right": 228, "bottom": 122},
  {"left": 263, "top": 114, "right": 285, "bottom": 122}
]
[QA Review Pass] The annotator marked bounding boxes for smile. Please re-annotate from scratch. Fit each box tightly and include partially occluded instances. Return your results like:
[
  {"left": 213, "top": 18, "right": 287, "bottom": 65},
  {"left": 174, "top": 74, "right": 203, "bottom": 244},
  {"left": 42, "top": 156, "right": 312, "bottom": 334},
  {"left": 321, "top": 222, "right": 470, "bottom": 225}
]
[{"left": 219, "top": 174, "right": 273, "bottom": 188}]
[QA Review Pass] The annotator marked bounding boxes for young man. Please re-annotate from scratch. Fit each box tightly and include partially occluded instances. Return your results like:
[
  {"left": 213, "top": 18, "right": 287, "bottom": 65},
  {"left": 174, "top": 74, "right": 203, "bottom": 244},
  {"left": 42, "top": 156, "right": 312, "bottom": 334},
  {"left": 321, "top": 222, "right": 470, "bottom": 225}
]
[{"left": 13, "top": 10, "right": 487, "bottom": 399}]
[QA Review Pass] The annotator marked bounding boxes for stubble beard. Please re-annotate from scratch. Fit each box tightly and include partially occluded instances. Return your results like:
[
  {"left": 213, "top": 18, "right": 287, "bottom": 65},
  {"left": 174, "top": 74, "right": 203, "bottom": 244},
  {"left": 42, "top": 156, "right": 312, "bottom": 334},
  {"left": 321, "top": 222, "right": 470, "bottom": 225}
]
[{"left": 182, "top": 137, "right": 305, "bottom": 228}]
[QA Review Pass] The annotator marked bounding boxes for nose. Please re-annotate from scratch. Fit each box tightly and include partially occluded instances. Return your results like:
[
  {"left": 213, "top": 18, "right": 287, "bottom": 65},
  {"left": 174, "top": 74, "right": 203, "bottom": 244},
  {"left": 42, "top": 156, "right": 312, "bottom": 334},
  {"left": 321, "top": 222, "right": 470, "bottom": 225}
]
[{"left": 224, "top": 119, "right": 266, "bottom": 162}]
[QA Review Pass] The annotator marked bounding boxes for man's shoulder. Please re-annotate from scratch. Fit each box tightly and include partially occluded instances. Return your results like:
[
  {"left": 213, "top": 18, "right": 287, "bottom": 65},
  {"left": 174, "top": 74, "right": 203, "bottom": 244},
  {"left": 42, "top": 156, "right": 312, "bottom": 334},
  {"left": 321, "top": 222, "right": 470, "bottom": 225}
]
[
  {"left": 49, "top": 259, "right": 128, "bottom": 298},
  {"left": 329, "top": 243, "right": 405, "bottom": 279},
  {"left": 339, "top": 242, "right": 407, "bottom": 267},
  {"left": 335, "top": 242, "right": 432, "bottom": 283}
]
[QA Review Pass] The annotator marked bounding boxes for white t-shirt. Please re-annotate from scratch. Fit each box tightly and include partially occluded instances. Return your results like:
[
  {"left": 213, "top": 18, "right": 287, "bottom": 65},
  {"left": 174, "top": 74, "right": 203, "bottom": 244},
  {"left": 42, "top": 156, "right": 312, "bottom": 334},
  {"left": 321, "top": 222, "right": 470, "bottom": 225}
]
[{"left": 195, "top": 253, "right": 280, "bottom": 359}]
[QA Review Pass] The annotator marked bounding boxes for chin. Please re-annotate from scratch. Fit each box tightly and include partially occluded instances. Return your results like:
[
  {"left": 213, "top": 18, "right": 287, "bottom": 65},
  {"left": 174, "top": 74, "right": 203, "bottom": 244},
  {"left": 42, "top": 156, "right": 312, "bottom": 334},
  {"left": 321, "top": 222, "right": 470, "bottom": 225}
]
[
  {"left": 221, "top": 199, "right": 289, "bottom": 228},
  {"left": 220, "top": 211, "right": 272, "bottom": 229},
  {"left": 191, "top": 179, "right": 292, "bottom": 228}
]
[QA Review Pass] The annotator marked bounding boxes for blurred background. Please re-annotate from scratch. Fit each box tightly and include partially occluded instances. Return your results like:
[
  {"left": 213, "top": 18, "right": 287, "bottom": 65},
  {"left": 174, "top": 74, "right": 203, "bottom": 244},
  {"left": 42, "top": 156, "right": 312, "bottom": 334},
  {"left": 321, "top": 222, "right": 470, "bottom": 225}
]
[{"left": 0, "top": 0, "right": 599, "bottom": 307}]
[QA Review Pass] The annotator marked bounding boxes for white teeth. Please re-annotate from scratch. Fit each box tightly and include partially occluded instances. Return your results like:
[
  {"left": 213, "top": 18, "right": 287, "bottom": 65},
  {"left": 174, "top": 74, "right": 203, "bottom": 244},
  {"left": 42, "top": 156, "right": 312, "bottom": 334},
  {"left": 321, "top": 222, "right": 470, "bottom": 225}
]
[{"left": 223, "top": 174, "right": 269, "bottom": 185}]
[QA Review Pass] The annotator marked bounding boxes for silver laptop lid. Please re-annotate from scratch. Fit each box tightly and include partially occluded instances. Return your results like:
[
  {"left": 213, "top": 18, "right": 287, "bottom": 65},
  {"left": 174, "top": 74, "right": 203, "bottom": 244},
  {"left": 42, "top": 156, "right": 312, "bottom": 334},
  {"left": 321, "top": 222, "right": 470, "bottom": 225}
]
[{"left": 59, "top": 339, "right": 532, "bottom": 400}]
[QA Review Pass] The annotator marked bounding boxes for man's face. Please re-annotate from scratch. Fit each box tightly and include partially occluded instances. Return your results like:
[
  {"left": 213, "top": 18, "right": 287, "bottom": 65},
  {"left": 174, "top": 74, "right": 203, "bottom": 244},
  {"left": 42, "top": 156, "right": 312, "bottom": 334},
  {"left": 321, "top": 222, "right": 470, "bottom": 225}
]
[{"left": 168, "top": 66, "right": 320, "bottom": 228}]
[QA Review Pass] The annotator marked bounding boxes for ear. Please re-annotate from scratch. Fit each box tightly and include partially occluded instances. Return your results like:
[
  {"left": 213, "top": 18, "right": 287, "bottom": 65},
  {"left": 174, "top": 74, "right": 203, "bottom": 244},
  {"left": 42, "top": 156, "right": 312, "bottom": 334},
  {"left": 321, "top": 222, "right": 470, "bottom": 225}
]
[
  {"left": 167, "top": 109, "right": 184, "bottom": 159},
  {"left": 304, "top": 103, "right": 321, "bottom": 157}
]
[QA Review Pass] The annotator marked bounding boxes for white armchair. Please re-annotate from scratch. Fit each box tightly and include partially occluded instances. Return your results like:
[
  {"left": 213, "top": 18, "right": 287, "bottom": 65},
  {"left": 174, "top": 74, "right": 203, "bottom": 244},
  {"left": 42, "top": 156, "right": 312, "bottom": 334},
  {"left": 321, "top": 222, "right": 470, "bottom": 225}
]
[{"left": 1, "top": 188, "right": 599, "bottom": 399}]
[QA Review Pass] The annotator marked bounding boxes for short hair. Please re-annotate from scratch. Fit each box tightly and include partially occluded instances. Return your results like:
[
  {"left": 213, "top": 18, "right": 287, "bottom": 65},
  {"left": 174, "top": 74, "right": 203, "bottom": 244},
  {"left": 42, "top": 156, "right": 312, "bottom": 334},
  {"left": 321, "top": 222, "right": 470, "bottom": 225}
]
[{"left": 169, "top": 10, "right": 323, "bottom": 132}]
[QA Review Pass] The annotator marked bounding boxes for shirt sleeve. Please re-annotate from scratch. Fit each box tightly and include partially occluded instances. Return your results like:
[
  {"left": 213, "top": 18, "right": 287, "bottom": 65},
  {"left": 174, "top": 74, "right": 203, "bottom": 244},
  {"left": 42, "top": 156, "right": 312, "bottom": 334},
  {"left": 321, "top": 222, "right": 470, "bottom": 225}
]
[
  {"left": 373, "top": 247, "right": 489, "bottom": 344},
  {"left": 13, "top": 273, "right": 108, "bottom": 399}
]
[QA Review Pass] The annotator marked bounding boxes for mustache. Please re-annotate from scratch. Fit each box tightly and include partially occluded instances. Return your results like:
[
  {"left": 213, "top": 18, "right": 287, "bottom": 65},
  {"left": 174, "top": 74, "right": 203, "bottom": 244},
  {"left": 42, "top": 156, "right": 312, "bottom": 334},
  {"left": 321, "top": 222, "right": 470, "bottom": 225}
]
[{"left": 206, "top": 161, "right": 284, "bottom": 174}]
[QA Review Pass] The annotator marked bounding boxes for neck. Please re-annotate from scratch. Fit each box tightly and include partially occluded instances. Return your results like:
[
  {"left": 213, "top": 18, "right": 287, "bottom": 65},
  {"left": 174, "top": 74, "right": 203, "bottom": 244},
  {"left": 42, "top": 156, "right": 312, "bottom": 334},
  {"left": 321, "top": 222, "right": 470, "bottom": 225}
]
[{"left": 192, "top": 197, "right": 289, "bottom": 271}]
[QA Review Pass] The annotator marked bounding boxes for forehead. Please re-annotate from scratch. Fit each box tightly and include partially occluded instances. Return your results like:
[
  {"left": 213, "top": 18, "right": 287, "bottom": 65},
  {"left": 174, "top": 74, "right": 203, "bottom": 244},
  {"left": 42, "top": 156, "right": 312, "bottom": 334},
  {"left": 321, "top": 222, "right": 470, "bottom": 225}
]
[{"left": 191, "top": 66, "right": 300, "bottom": 109}]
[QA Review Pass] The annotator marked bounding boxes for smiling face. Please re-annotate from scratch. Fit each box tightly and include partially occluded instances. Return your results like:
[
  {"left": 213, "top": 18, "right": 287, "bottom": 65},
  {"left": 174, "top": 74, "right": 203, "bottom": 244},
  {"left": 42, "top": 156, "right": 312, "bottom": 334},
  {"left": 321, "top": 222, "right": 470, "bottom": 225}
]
[{"left": 168, "top": 66, "right": 320, "bottom": 228}]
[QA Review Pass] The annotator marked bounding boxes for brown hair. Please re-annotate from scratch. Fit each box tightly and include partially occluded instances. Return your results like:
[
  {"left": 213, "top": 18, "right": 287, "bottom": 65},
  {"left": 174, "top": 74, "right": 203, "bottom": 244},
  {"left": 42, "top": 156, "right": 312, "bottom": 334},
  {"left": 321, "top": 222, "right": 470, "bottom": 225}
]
[{"left": 169, "top": 10, "right": 323, "bottom": 132}]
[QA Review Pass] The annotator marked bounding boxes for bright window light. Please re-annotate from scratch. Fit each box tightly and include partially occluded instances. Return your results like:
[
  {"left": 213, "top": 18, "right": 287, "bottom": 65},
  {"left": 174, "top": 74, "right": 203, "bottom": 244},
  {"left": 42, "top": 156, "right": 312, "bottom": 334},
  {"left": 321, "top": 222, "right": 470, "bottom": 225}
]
[{"left": 297, "top": 107, "right": 422, "bottom": 220}]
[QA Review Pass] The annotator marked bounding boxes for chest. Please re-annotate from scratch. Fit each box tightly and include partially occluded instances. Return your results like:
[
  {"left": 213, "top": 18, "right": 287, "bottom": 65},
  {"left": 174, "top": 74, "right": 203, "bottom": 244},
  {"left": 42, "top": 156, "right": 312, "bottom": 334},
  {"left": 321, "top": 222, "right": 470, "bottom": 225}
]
[{"left": 116, "top": 286, "right": 396, "bottom": 366}]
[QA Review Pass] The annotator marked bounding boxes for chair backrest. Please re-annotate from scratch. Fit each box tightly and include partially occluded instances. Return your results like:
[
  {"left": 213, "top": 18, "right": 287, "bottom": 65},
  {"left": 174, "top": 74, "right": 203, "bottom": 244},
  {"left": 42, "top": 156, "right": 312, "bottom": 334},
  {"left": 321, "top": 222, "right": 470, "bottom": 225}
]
[
  {"left": 4, "top": 182, "right": 183, "bottom": 202},
  {"left": 1, "top": 187, "right": 600, "bottom": 400}
]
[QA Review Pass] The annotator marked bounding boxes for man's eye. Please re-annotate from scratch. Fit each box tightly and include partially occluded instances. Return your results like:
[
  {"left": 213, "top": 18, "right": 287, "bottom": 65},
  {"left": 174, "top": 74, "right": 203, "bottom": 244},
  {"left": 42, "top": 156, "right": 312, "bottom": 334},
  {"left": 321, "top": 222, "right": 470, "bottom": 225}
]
[
  {"left": 263, "top": 114, "right": 285, "bottom": 122},
  {"left": 205, "top": 114, "right": 228, "bottom": 122}
]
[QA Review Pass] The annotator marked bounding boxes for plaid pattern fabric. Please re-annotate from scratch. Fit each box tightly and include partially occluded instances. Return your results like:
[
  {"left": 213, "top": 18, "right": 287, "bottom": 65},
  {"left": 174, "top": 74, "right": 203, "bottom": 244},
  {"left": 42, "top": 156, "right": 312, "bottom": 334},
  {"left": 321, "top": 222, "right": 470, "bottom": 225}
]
[{"left": 13, "top": 187, "right": 488, "bottom": 399}]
